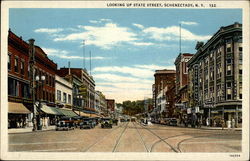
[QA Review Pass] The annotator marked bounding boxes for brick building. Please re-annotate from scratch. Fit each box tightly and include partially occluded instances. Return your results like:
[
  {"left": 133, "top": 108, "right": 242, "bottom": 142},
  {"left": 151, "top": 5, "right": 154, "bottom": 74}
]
[{"left": 8, "top": 30, "right": 57, "bottom": 128}]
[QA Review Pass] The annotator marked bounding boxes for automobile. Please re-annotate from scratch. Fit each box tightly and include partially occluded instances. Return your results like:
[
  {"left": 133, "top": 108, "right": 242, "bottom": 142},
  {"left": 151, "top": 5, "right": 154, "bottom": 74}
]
[
  {"left": 131, "top": 117, "right": 136, "bottom": 122},
  {"left": 101, "top": 118, "right": 113, "bottom": 128},
  {"left": 168, "top": 118, "right": 177, "bottom": 126},
  {"left": 80, "top": 118, "right": 94, "bottom": 129},
  {"left": 56, "top": 117, "right": 75, "bottom": 131},
  {"left": 72, "top": 116, "right": 84, "bottom": 128}
]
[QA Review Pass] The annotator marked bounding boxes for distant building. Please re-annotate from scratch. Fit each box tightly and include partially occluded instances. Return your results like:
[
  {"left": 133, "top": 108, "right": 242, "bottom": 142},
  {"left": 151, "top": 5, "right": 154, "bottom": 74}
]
[
  {"left": 153, "top": 69, "right": 176, "bottom": 118},
  {"left": 106, "top": 99, "right": 115, "bottom": 112},
  {"left": 187, "top": 22, "right": 242, "bottom": 125},
  {"left": 174, "top": 53, "right": 193, "bottom": 118}
]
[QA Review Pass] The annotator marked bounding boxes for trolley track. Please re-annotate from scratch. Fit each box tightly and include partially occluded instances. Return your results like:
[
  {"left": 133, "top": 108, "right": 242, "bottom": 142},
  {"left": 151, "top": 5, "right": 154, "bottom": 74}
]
[
  {"left": 112, "top": 122, "right": 129, "bottom": 152},
  {"left": 132, "top": 122, "right": 149, "bottom": 152},
  {"left": 81, "top": 122, "right": 127, "bottom": 152},
  {"left": 136, "top": 122, "right": 179, "bottom": 153}
]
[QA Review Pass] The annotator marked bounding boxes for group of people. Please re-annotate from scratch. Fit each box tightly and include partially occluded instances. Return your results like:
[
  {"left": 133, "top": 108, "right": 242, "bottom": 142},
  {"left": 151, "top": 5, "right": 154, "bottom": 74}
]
[{"left": 8, "top": 117, "right": 29, "bottom": 128}]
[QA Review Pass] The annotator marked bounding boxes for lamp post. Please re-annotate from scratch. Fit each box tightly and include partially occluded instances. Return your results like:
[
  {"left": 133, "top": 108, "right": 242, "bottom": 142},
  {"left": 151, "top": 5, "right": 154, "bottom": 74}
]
[{"left": 35, "top": 75, "right": 45, "bottom": 130}]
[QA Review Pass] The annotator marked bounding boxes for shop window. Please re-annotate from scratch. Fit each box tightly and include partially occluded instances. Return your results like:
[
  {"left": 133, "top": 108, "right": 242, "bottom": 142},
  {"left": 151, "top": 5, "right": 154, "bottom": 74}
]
[
  {"left": 14, "top": 57, "right": 19, "bottom": 72},
  {"left": 8, "top": 54, "right": 11, "bottom": 70}
]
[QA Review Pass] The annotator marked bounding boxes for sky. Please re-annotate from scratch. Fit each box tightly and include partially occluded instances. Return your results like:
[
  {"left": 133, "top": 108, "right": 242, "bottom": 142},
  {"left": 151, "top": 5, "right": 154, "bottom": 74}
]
[{"left": 9, "top": 9, "right": 242, "bottom": 103}]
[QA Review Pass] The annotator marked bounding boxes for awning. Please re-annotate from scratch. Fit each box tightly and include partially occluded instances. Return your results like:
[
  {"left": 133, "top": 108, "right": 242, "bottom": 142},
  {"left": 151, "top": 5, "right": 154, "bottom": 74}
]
[
  {"left": 8, "top": 102, "right": 31, "bottom": 114},
  {"left": 57, "top": 108, "right": 78, "bottom": 117},
  {"left": 77, "top": 111, "right": 90, "bottom": 117},
  {"left": 41, "top": 104, "right": 61, "bottom": 115},
  {"left": 90, "top": 113, "right": 99, "bottom": 118}
]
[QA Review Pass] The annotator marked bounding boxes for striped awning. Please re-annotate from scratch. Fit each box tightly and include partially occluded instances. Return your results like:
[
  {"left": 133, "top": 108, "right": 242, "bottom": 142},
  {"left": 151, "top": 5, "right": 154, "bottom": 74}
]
[
  {"left": 57, "top": 108, "right": 78, "bottom": 117},
  {"left": 41, "top": 104, "right": 61, "bottom": 115},
  {"left": 8, "top": 102, "right": 31, "bottom": 114}
]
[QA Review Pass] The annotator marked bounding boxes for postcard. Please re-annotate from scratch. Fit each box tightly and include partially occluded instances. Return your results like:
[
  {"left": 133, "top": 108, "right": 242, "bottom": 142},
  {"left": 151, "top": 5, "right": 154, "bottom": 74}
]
[{"left": 1, "top": 0, "right": 249, "bottom": 160}]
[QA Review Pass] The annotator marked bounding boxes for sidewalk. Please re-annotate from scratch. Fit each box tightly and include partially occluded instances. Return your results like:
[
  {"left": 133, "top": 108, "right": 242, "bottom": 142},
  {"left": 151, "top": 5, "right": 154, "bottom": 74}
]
[
  {"left": 177, "top": 123, "right": 242, "bottom": 131},
  {"left": 200, "top": 126, "right": 242, "bottom": 131},
  {"left": 8, "top": 125, "right": 56, "bottom": 134}
]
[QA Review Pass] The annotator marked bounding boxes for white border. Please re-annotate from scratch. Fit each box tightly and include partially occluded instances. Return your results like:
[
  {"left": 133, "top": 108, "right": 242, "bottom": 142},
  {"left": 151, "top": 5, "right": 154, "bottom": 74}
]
[{"left": 1, "top": 1, "right": 249, "bottom": 160}]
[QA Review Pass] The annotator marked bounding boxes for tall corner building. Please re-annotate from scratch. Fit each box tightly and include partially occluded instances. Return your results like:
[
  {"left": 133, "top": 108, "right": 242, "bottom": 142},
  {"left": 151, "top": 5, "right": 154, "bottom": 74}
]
[{"left": 187, "top": 22, "right": 242, "bottom": 124}]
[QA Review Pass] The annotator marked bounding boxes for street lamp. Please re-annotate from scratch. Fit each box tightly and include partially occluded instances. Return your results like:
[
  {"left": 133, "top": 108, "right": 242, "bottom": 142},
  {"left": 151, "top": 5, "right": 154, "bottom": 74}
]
[{"left": 35, "top": 75, "right": 45, "bottom": 130}]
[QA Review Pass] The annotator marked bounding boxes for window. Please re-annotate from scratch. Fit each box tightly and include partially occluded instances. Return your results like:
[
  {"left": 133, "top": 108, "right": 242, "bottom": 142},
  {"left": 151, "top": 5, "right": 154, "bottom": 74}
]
[
  {"left": 239, "top": 88, "right": 242, "bottom": 99},
  {"left": 57, "top": 90, "right": 61, "bottom": 101},
  {"left": 227, "top": 82, "right": 232, "bottom": 88},
  {"left": 239, "top": 47, "right": 242, "bottom": 51},
  {"left": 21, "top": 60, "right": 24, "bottom": 75},
  {"left": 227, "top": 89, "right": 232, "bottom": 100},
  {"left": 227, "top": 65, "right": 232, "bottom": 75},
  {"left": 8, "top": 54, "right": 11, "bottom": 70},
  {"left": 14, "top": 57, "right": 19, "bottom": 72},
  {"left": 68, "top": 94, "right": 71, "bottom": 104},
  {"left": 28, "top": 65, "right": 30, "bottom": 78},
  {"left": 63, "top": 92, "right": 67, "bottom": 103},
  {"left": 226, "top": 47, "right": 231, "bottom": 53},
  {"left": 227, "top": 59, "right": 232, "bottom": 64},
  {"left": 239, "top": 69, "right": 242, "bottom": 74}
]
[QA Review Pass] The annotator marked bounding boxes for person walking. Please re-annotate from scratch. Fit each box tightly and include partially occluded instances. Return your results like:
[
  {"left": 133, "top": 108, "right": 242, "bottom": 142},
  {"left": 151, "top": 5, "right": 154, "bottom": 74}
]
[
  {"left": 221, "top": 118, "right": 225, "bottom": 130},
  {"left": 231, "top": 118, "right": 235, "bottom": 129}
]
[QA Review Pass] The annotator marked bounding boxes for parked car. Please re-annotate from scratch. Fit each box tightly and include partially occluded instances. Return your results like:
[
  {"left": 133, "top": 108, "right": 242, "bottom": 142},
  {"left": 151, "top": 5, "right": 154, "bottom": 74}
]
[
  {"left": 168, "top": 118, "right": 177, "bottom": 126},
  {"left": 101, "top": 118, "right": 113, "bottom": 128},
  {"left": 80, "top": 118, "right": 94, "bottom": 129},
  {"left": 72, "top": 116, "right": 84, "bottom": 128},
  {"left": 56, "top": 117, "right": 75, "bottom": 131}
]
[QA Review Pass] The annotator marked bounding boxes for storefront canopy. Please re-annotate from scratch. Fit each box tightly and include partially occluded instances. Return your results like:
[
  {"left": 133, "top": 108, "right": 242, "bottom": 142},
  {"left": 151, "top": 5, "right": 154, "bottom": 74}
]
[
  {"left": 75, "top": 111, "right": 90, "bottom": 117},
  {"left": 41, "top": 104, "right": 62, "bottom": 115},
  {"left": 8, "top": 102, "right": 31, "bottom": 114},
  {"left": 57, "top": 108, "right": 78, "bottom": 117}
]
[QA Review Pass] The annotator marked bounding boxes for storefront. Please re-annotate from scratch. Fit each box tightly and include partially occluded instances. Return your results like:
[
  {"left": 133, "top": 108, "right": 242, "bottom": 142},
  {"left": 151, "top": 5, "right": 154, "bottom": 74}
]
[{"left": 8, "top": 102, "right": 32, "bottom": 128}]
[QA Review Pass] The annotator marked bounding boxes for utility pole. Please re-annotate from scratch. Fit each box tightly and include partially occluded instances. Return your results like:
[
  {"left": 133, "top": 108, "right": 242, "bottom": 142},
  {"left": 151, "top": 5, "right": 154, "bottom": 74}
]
[
  {"left": 83, "top": 40, "right": 86, "bottom": 70},
  {"left": 28, "top": 38, "right": 36, "bottom": 131},
  {"left": 89, "top": 51, "right": 92, "bottom": 75},
  {"left": 179, "top": 23, "right": 182, "bottom": 54}
]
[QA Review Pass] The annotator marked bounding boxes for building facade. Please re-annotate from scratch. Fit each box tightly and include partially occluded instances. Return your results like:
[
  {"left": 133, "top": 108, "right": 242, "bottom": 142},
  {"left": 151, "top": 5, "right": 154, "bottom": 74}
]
[
  {"left": 153, "top": 69, "right": 176, "bottom": 119},
  {"left": 174, "top": 53, "right": 193, "bottom": 119},
  {"left": 187, "top": 22, "right": 242, "bottom": 126},
  {"left": 55, "top": 75, "right": 73, "bottom": 108},
  {"left": 8, "top": 30, "right": 57, "bottom": 128}
]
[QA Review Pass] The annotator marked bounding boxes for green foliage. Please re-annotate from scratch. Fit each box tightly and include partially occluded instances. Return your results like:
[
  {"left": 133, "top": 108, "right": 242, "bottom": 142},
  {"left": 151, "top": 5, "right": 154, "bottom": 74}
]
[{"left": 121, "top": 98, "right": 152, "bottom": 116}]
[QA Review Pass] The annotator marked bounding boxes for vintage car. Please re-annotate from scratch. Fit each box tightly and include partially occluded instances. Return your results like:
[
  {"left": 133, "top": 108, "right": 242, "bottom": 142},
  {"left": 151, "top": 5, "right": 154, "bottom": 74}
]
[
  {"left": 56, "top": 117, "right": 75, "bottom": 131},
  {"left": 72, "top": 116, "right": 84, "bottom": 128},
  {"left": 80, "top": 118, "right": 94, "bottom": 129},
  {"left": 101, "top": 118, "right": 113, "bottom": 128}
]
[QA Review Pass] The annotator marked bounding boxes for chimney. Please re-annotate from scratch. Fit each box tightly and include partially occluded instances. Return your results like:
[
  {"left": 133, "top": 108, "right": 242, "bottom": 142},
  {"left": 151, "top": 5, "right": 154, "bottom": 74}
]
[{"left": 68, "top": 61, "right": 71, "bottom": 75}]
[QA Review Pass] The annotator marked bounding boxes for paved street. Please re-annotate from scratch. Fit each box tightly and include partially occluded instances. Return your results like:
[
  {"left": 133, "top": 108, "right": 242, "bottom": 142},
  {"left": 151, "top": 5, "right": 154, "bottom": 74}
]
[{"left": 9, "top": 122, "right": 241, "bottom": 152}]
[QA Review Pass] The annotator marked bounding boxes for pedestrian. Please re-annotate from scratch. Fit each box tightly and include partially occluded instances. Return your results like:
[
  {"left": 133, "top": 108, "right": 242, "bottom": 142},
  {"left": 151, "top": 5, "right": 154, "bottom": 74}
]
[
  {"left": 231, "top": 118, "right": 235, "bottom": 129},
  {"left": 220, "top": 119, "right": 225, "bottom": 130},
  {"left": 206, "top": 118, "right": 210, "bottom": 126}
]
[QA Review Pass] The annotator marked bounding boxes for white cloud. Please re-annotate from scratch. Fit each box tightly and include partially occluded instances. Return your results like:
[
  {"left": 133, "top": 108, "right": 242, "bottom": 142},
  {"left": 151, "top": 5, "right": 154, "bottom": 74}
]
[
  {"left": 42, "top": 47, "right": 106, "bottom": 60},
  {"left": 34, "top": 28, "right": 63, "bottom": 33},
  {"left": 93, "top": 73, "right": 152, "bottom": 84},
  {"left": 133, "top": 23, "right": 144, "bottom": 29},
  {"left": 89, "top": 20, "right": 99, "bottom": 24},
  {"left": 93, "top": 64, "right": 175, "bottom": 79},
  {"left": 132, "top": 42, "right": 154, "bottom": 46},
  {"left": 180, "top": 21, "right": 199, "bottom": 26},
  {"left": 54, "top": 23, "right": 138, "bottom": 49},
  {"left": 143, "top": 25, "right": 211, "bottom": 41}
]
